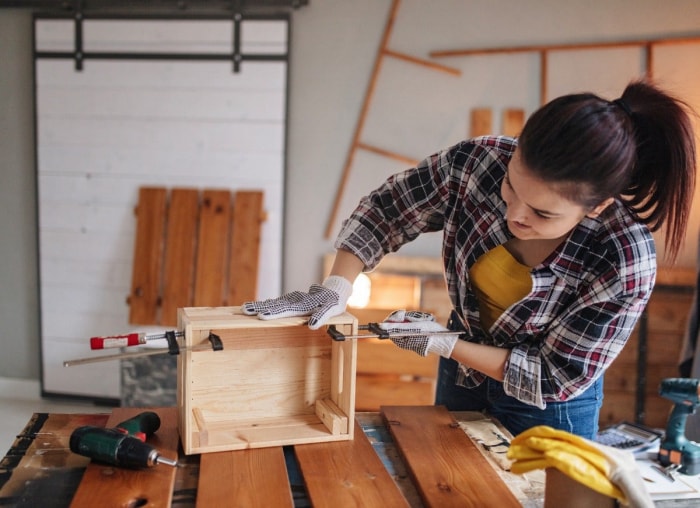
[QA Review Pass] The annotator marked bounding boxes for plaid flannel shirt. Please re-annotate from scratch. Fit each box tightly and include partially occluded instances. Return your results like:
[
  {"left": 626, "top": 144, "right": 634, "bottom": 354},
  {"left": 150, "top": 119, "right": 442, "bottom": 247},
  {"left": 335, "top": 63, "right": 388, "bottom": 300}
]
[{"left": 335, "top": 136, "right": 656, "bottom": 408}]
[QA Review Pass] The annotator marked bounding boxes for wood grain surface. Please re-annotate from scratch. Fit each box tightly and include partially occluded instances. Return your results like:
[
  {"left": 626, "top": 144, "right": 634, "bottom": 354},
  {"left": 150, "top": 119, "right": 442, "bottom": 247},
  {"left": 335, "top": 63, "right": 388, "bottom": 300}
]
[
  {"left": 196, "top": 447, "right": 293, "bottom": 508},
  {"left": 382, "top": 405, "right": 521, "bottom": 507},
  {"left": 294, "top": 420, "right": 410, "bottom": 507},
  {"left": 69, "top": 407, "right": 179, "bottom": 508}
]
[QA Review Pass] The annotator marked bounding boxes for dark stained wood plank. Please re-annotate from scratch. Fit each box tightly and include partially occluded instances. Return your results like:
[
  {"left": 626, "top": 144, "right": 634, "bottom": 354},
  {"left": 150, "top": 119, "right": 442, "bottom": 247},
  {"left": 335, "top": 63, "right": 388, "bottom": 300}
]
[
  {"left": 294, "top": 420, "right": 410, "bottom": 507},
  {"left": 382, "top": 405, "right": 520, "bottom": 508},
  {"left": 0, "top": 413, "right": 110, "bottom": 507},
  {"left": 228, "top": 190, "right": 264, "bottom": 305},
  {"left": 160, "top": 188, "right": 200, "bottom": 326},
  {"left": 70, "top": 407, "right": 179, "bottom": 508},
  {"left": 128, "top": 187, "right": 167, "bottom": 325},
  {"left": 196, "top": 447, "right": 293, "bottom": 508},
  {"left": 193, "top": 189, "right": 231, "bottom": 307}
]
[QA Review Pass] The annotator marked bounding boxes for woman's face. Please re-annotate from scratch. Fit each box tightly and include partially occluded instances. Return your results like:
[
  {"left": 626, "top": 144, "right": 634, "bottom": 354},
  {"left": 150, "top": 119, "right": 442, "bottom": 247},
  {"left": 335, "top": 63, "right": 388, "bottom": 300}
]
[{"left": 501, "top": 149, "right": 611, "bottom": 242}]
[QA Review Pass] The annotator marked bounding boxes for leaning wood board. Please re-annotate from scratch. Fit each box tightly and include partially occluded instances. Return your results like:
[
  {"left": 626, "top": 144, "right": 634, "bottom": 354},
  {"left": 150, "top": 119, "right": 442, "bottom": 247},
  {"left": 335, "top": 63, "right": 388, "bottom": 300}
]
[
  {"left": 382, "top": 405, "right": 521, "bottom": 507},
  {"left": 69, "top": 407, "right": 179, "bottom": 508},
  {"left": 128, "top": 187, "right": 167, "bottom": 325},
  {"left": 193, "top": 189, "right": 231, "bottom": 307},
  {"left": 228, "top": 190, "right": 264, "bottom": 306},
  {"left": 160, "top": 188, "right": 200, "bottom": 325}
]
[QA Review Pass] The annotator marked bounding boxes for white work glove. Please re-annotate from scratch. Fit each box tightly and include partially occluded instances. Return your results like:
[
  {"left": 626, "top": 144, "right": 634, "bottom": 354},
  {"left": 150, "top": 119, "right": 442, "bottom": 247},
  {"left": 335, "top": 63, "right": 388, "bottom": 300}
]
[
  {"left": 380, "top": 310, "right": 460, "bottom": 358},
  {"left": 241, "top": 275, "right": 353, "bottom": 330}
]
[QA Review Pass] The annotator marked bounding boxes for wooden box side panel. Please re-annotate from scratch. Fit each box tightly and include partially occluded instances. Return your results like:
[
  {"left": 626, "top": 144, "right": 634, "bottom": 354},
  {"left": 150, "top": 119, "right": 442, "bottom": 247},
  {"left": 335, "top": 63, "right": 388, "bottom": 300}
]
[{"left": 188, "top": 329, "right": 332, "bottom": 422}]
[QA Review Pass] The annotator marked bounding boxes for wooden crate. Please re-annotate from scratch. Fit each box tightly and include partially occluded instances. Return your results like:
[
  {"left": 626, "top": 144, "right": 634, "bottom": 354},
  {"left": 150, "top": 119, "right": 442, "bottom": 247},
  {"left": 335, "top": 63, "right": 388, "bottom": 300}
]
[{"left": 177, "top": 307, "right": 357, "bottom": 454}]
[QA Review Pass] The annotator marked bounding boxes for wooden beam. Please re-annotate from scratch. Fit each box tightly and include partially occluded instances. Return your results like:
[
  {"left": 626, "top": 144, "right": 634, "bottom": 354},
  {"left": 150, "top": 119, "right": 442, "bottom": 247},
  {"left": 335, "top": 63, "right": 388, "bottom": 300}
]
[
  {"left": 384, "top": 48, "right": 461, "bottom": 76},
  {"left": 357, "top": 141, "right": 419, "bottom": 166},
  {"left": 429, "top": 35, "right": 700, "bottom": 58},
  {"left": 324, "top": 0, "right": 402, "bottom": 239}
]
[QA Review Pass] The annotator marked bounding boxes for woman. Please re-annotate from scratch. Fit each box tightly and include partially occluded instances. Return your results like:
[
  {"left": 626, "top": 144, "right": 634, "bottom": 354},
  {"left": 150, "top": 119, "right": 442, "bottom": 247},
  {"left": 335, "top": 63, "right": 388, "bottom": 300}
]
[{"left": 243, "top": 79, "right": 696, "bottom": 439}]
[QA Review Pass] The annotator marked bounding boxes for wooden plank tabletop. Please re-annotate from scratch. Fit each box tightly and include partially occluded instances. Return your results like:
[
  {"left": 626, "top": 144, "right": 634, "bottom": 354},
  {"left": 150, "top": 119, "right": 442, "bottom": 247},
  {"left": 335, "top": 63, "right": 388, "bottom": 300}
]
[
  {"left": 294, "top": 420, "right": 410, "bottom": 507},
  {"left": 0, "top": 408, "right": 547, "bottom": 507},
  {"left": 382, "top": 405, "right": 521, "bottom": 507},
  {"left": 69, "top": 407, "right": 180, "bottom": 508},
  {"left": 197, "top": 446, "right": 293, "bottom": 508}
]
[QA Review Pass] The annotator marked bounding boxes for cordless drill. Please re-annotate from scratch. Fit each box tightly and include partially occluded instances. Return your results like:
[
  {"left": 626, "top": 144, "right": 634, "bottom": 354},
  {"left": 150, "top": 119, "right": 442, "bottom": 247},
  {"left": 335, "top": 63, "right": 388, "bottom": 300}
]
[
  {"left": 70, "top": 411, "right": 178, "bottom": 469},
  {"left": 657, "top": 378, "right": 700, "bottom": 475}
]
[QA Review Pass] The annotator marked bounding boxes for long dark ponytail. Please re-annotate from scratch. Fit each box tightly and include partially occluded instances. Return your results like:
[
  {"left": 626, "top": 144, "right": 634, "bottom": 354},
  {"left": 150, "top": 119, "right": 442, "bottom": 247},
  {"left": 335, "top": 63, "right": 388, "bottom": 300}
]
[{"left": 518, "top": 79, "right": 696, "bottom": 262}]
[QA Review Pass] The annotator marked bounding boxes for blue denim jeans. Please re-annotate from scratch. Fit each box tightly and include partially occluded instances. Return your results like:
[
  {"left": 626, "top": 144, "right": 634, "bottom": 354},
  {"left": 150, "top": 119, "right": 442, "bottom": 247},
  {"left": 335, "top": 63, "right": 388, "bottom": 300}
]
[{"left": 435, "top": 355, "right": 604, "bottom": 440}]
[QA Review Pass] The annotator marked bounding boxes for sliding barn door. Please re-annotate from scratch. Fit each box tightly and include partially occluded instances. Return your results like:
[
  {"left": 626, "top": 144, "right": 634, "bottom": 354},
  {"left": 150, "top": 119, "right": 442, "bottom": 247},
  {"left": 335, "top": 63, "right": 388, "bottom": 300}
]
[{"left": 35, "top": 16, "right": 288, "bottom": 400}]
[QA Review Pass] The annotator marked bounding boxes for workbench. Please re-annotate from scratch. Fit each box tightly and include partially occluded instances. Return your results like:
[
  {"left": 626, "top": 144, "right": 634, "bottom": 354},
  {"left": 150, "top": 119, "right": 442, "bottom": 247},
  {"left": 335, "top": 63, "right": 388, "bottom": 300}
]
[{"left": 0, "top": 407, "right": 543, "bottom": 507}]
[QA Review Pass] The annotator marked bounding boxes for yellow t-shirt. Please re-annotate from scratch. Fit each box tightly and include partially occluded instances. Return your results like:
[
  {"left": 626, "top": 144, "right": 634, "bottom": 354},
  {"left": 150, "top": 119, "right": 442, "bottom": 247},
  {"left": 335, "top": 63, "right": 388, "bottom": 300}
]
[{"left": 469, "top": 245, "right": 532, "bottom": 332}]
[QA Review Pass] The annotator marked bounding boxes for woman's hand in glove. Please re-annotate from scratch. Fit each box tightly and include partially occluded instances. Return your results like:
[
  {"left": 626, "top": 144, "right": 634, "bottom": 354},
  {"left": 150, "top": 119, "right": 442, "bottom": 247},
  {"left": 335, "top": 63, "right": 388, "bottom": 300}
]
[
  {"left": 380, "top": 310, "right": 461, "bottom": 358},
  {"left": 242, "top": 275, "right": 353, "bottom": 330}
]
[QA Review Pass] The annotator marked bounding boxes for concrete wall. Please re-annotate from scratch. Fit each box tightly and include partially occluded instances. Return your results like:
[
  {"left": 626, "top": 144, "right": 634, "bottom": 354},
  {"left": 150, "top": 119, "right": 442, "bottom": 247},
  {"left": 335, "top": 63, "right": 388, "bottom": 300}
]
[{"left": 2, "top": 0, "right": 700, "bottom": 382}]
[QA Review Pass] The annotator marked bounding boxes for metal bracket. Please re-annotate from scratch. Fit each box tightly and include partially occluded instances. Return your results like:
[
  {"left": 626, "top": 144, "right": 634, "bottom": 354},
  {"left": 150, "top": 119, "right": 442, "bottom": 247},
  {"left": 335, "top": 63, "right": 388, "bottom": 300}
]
[
  {"left": 232, "top": 9, "right": 242, "bottom": 73},
  {"left": 73, "top": 3, "right": 84, "bottom": 71}
]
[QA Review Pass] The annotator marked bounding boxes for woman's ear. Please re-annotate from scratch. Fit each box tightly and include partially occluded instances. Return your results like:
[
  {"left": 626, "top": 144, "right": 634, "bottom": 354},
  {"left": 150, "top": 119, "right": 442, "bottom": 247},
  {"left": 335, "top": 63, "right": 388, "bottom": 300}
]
[{"left": 586, "top": 198, "right": 615, "bottom": 219}]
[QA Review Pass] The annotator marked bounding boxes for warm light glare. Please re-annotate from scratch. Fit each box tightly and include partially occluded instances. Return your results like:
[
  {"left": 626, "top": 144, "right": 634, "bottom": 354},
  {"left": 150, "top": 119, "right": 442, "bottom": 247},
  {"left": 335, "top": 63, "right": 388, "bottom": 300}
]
[{"left": 347, "top": 273, "right": 371, "bottom": 308}]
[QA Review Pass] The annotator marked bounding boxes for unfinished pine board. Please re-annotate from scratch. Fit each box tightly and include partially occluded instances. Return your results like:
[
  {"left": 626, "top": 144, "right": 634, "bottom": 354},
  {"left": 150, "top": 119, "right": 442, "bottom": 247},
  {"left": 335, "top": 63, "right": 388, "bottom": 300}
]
[
  {"left": 502, "top": 108, "right": 525, "bottom": 137},
  {"left": 177, "top": 307, "right": 357, "bottom": 454},
  {"left": 194, "top": 190, "right": 231, "bottom": 307},
  {"left": 469, "top": 108, "right": 492, "bottom": 137},
  {"left": 382, "top": 405, "right": 520, "bottom": 508},
  {"left": 70, "top": 407, "right": 179, "bottom": 508},
  {"left": 128, "top": 187, "right": 167, "bottom": 325},
  {"left": 160, "top": 188, "right": 200, "bottom": 326},
  {"left": 196, "top": 447, "right": 293, "bottom": 508},
  {"left": 294, "top": 419, "right": 410, "bottom": 507},
  {"left": 228, "top": 190, "right": 264, "bottom": 305}
]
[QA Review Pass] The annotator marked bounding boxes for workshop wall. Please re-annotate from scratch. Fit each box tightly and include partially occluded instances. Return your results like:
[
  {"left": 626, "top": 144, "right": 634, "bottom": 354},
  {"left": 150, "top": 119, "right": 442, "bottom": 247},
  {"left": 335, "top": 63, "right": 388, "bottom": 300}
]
[{"left": 2, "top": 0, "right": 700, "bottom": 383}]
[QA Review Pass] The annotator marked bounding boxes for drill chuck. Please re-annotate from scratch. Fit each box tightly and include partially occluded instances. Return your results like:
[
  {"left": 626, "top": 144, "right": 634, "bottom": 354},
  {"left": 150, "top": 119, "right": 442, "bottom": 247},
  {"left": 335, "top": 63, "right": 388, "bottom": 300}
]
[{"left": 70, "top": 426, "right": 176, "bottom": 469}]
